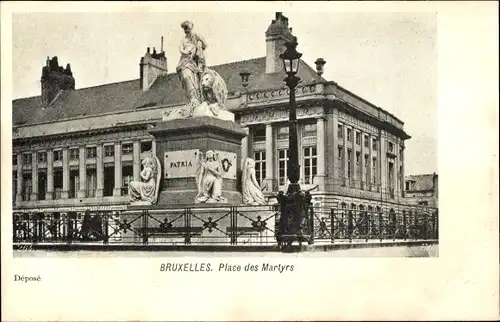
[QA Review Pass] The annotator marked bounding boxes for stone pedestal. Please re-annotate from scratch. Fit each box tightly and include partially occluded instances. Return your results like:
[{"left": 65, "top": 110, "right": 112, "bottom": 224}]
[{"left": 149, "top": 115, "right": 247, "bottom": 206}]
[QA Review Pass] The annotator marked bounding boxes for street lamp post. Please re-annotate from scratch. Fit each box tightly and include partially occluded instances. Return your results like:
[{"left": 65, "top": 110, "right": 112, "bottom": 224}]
[{"left": 277, "top": 38, "right": 312, "bottom": 247}]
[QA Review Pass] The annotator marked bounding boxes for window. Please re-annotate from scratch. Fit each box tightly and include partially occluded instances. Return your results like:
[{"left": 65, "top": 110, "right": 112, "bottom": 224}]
[
  {"left": 278, "top": 148, "right": 289, "bottom": 186},
  {"left": 372, "top": 138, "right": 378, "bottom": 151},
  {"left": 86, "top": 147, "right": 97, "bottom": 159},
  {"left": 277, "top": 126, "right": 289, "bottom": 141},
  {"left": 86, "top": 171, "right": 97, "bottom": 197},
  {"left": 388, "top": 142, "right": 394, "bottom": 153},
  {"left": 38, "top": 152, "right": 47, "bottom": 163},
  {"left": 13, "top": 172, "right": 17, "bottom": 201},
  {"left": 253, "top": 151, "right": 266, "bottom": 186},
  {"left": 372, "top": 157, "right": 377, "bottom": 183},
  {"left": 141, "top": 141, "right": 152, "bottom": 153},
  {"left": 405, "top": 181, "right": 410, "bottom": 191},
  {"left": 13, "top": 154, "right": 17, "bottom": 166},
  {"left": 253, "top": 126, "right": 266, "bottom": 142},
  {"left": 399, "top": 165, "right": 403, "bottom": 190},
  {"left": 69, "top": 148, "right": 79, "bottom": 161},
  {"left": 388, "top": 162, "right": 394, "bottom": 189},
  {"left": 123, "top": 176, "right": 133, "bottom": 194},
  {"left": 355, "top": 132, "right": 361, "bottom": 145},
  {"left": 337, "top": 146, "right": 343, "bottom": 160},
  {"left": 303, "top": 146, "right": 317, "bottom": 184},
  {"left": 123, "top": 174, "right": 133, "bottom": 195},
  {"left": 418, "top": 201, "right": 429, "bottom": 206},
  {"left": 54, "top": 169, "right": 63, "bottom": 199},
  {"left": 22, "top": 174, "right": 32, "bottom": 201},
  {"left": 347, "top": 128, "right": 352, "bottom": 142},
  {"left": 303, "top": 123, "right": 317, "bottom": 137},
  {"left": 364, "top": 154, "right": 369, "bottom": 182},
  {"left": 364, "top": 135, "right": 369, "bottom": 148},
  {"left": 356, "top": 151, "right": 361, "bottom": 164},
  {"left": 337, "top": 124, "right": 343, "bottom": 138},
  {"left": 104, "top": 145, "right": 114, "bottom": 157},
  {"left": 22, "top": 153, "right": 32, "bottom": 165},
  {"left": 122, "top": 143, "right": 133, "bottom": 155},
  {"left": 347, "top": 149, "right": 352, "bottom": 179}
]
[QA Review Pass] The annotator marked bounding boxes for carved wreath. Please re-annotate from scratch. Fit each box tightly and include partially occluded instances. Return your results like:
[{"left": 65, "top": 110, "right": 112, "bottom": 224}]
[{"left": 221, "top": 158, "right": 232, "bottom": 172}]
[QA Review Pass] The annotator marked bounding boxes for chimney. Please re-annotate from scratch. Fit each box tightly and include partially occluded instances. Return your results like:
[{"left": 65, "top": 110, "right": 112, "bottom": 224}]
[
  {"left": 432, "top": 172, "right": 438, "bottom": 199},
  {"left": 314, "top": 58, "right": 326, "bottom": 76},
  {"left": 140, "top": 39, "right": 168, "bottom": 91},
  {"left": 265, "top": 12, "right": 295, "bottom": 74},
  {"left": 40, "top": 56, "right": 75, "bottom": 107}
]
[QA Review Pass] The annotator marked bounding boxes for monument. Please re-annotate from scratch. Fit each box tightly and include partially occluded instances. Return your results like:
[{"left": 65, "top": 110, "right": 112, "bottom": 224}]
[{"left": 148, "top": 20, "right": 247, "bottom": 206}]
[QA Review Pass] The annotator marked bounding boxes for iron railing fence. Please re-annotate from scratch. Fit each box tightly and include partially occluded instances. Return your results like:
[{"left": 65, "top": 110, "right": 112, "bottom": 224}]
[
  {"left": 311, "top": 207, "right": 438, "bottom": 242},
  {"left": 13, "top": 204, "right": 438, "bottom": 246}
]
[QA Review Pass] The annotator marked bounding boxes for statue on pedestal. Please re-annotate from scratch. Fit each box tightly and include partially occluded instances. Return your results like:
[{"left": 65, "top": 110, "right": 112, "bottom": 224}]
[
  {"left": 242, "top": 158, "right": 267, "bottom": 205},
  {"left": 176, "top": 20, "right": 228, "bottom": 117},
  {"left": 129, "top": 156, "right": 161, "bottom": 205},
  {"left": 195, "top": 150, "right": 227, "bottom": 203}
]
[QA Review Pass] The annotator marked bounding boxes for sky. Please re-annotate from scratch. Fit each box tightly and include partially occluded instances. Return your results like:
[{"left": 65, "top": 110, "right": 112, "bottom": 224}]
[{"left": 11, "top": 12, "right": 437, "bottom": 175}]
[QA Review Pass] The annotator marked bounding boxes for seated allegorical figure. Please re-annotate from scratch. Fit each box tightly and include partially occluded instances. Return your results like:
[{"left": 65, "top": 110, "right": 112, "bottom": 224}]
[
  {"left": 195, "top": 150, "right": 227, "bottom": 204},
  {"left": 129, "top": 156, "right": 161, "bottom": 205},
  {"left": 242, "top": 157, "right": 267, "bottom": 205}
]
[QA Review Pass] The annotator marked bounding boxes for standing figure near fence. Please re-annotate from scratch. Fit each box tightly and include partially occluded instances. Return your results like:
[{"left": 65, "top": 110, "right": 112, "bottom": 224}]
[{"left": 242, "top": 158, "right": 267, "bottom": 205}]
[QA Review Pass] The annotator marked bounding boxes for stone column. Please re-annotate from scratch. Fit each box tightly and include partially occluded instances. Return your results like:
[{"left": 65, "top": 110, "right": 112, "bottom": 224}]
[
  {"left": 379, "top": 130, "right": 386, "bottom": 194},
  {"left": 62, "top": 149, "right": 70, "bottom": 199},
  {"left": 30, "top": 151, "right": 38, "bottom": 201},
  {"left": 113, "top": 142, "right": 123, "bottom": 196},
  {"left": 46, "top": 150, "right": 54, "bottom": 200},
  {"left": 401, "top": 144, "right": 405, "bottom": 197},
  {"left": 16, "top": 154, "right": 23, "bottom": 202},
  {"left": 96, "top": 144, "right": 104, "bottom": 197},
  {"left": 343, "top": 126, "right": 348, "bottom": 183},
  {"left": 77, "top": 147, "right": 86, "bottom": 198},
  {"left": 240, "top": 126, "right": 249, "bottom": 169},
  {"left": 367, "top": 135, "right": 372, "bottom": 190},
  {"left": 360, "top": 131, "right": 366, "bottom": 190},
  {"left": 313, "top": 117, "right": 326, "bottom": 189},
  {"left": 152, "top": 140, "right": 157, "bottom": 155},
  {"left": 263, "top": 123, "right": 275, "bottom": 192},
  {"left": 133, "top": 141, "right": 141, "bottom": 181}
]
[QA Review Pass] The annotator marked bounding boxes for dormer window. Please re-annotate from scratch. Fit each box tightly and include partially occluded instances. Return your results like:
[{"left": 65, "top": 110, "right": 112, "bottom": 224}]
[{"left": 405, "top": 180, "right": 416, "bottom": 191}]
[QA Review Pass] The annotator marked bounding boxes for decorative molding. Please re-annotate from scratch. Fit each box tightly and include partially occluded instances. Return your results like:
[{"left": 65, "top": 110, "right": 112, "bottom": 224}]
[
  {"left": 240, "top": 105, "right": 324, "bottom": 126},
  {"left": 247, "top": 84, "right": 320, "bottom": 103},
  {"left": 13, "top": 129, "right": 153, "bottom": 153},
  {"left": 302, "top": 137, "right": 317, "bottom": 147}
]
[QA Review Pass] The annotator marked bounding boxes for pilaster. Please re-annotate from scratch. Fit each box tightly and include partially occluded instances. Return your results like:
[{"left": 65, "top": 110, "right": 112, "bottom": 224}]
[
  {"left": 113, "top": 142, "right": 123, "bottom": 196},
  {"left": 45, "top": 150, "right": 54, "bottom": 200},
  {"left": 30, "top": 151, "right": 38, "bottom": 201},
  {"left": 77, "top": 147, "right": 86, "bottom": 198},
  {"left": 96, "top": 144, "right": 104, "bottom": 197},
  {"left": 313, "top": 117, "right": 326, "bottom": 190},
  {"left": 61, "top": 148, "right": 70, "bottom": 199},
  {"left": 16, "top": 154, "right": 23, "bottom": 202},
  {"left": 263, "top": 123, "right": 276, "bottom": 192},
  {"left": 133, "top": 141, "right": 141, "bottom": 181}
]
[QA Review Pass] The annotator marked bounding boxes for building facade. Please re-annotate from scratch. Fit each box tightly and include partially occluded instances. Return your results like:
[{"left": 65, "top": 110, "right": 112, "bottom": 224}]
[
  {"left": 12, "top": 12, "right": 416, "bottom": 217},
  {"left": 404, "top": 173, "right": 439, "bottom": 208}
]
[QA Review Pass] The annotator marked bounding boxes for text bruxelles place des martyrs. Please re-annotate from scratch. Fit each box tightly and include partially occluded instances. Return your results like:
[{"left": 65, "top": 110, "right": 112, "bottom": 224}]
[{"left": 160, "top": 262, "right": 294, "bottom": 273}]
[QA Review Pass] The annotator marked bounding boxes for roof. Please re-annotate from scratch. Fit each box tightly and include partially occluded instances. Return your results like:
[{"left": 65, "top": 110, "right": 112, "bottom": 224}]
[
  {"left": 12, "top": 57, "right": 325, "bottom": 126},
  {"left": 405, "top": 174, "right": 437, "bottom": 191}
]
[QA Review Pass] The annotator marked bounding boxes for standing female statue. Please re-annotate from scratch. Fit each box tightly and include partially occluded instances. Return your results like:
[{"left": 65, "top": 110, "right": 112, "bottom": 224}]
[
  {"left": 176, "top": 20, "right": 207, "bottom": 108},
  {"left": 242, "top": 158, "right": 267, "bottom": 205},
  {"left": 129, "top": 156, "right": 161, "bottom": 205},
  {"left": 195, "top": 150, "right": 227, "bottom": 203}
]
